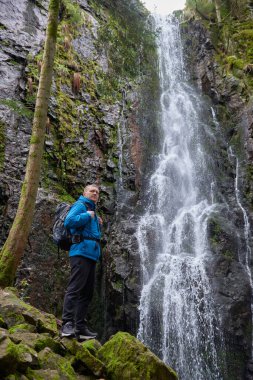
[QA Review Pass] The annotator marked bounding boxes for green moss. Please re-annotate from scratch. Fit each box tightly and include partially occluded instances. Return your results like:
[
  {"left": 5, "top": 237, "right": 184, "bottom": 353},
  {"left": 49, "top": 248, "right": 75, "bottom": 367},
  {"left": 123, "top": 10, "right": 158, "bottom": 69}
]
[
  {"left": 58, "top": 193, "right": 76, "bottom": 203},
  {"left": 98, "top": 332, "right": 178, "bottom": 380},
  {"left": 187, "top": 6, "right": 253, "bottom": 92},
  {"left": 61, "top": 0, "right": 83, "bottom": 26},
  {"left": 58, "top": 361, "right": 76, "bottom": 380},
  {"left": 8, "top": 323, "right": 35, "bottom": 334},
  {"left": 2, "top": 39, "right": 11, "bottom": 47},
  {"left": 111, "top": 280, "right": 123, "bottom": 292},
  {"left": 0, "top": 314, "right": 7, "bottom": 328},
  {"left": 8, "top": 59, "right": 21, "bottom": 66},
  {"left": 0, "top": 289, "right": 58, "bottom": 335},
  {"left": 234, "top": 29, "right": 253, "bottom": 39},
  {"left": 0, "top": 99, "right": 33, "bottom": 119},
  {"left": 3, "top": 310, "right": 26, "bottom": 326},
  {"left": 6, "top": 340, "right": 37, "bottom": 369},
  {"left": 38, "top": 347, "right": 76, "bottom": 379},
  {"left": 81, "top": 339, "right": 101, "bottom": 356},
  {"left": 208, "top": 217, "right": 223, "bottom": 248},
  {"left": 30, "top": 135, "right": 40, "bottom": 144},
  {"left": 26, "top": 368, "right": 60, "bottom": 379},
  {"left": 222, "top": 250, "right": 234, "bottom": 261},
  {"left": 93, "top": 0, "right": 157, "bottom": 81},
  {"left": 225, "top": 56, "right": 244, "bottom": 70},
  {"left": 34, "top": 335, "right": 65, "bottom": 355},
  {"left": 0, "top": 23, "right": 7, "bottom": 30},
  {"left": 244, "top": 163, "right": 253, "bottom": 210},
  {"left": 47, "top": 0, "right": 60, "bottom": 40},
  {"left": 25, "top": 0, "right": 158, "bottom": 201},
  {"left": 4, "top": 375, "right": 19, "bottom": 380}
]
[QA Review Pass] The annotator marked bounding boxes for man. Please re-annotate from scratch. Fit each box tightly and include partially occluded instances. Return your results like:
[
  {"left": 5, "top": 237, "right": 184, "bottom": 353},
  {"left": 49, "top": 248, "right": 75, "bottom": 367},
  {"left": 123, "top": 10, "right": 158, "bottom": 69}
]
[{"left": 61, "top": 184, "right": 102, "bottom": 341}]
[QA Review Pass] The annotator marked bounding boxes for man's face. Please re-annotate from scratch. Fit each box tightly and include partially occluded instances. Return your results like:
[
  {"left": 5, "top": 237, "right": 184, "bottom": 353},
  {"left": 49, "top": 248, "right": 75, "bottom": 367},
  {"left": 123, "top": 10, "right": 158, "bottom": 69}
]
[{"left": 83, "top": 186, "right": 99, "bottom": 203}]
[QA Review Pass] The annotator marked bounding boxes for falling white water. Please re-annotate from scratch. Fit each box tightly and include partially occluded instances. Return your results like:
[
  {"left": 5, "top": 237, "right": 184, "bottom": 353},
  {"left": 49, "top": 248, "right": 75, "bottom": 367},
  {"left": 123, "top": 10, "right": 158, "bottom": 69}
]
[
  {"left": 137, "top": 16, "right": 224, "bottom": 379},
  {"left": 211, "top": 106, "right": 220, "bottom": 129}
]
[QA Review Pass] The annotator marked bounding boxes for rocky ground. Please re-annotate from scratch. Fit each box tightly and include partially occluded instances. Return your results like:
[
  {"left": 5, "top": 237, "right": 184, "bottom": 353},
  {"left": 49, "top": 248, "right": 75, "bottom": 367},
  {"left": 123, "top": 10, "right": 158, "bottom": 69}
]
[{"left": 0, "top": 288, "right": 178, "bottom": 379}]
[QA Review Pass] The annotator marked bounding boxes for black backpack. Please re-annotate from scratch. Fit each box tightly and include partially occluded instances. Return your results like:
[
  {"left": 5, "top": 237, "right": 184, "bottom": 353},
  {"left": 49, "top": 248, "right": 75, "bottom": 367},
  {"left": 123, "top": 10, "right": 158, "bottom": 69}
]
[
  {"left": 53, "top": 200, "right": 92, "bottom": 253},
  {"left": 53, "top": 202, "right": 72, "bottom": 251}
]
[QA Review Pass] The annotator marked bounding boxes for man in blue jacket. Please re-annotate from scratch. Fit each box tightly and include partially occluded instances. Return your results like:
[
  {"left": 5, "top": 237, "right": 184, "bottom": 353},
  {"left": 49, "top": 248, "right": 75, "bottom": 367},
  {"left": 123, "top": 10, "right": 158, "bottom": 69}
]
[{"left": 61, "top": 184, "right": 102, "bottom": 341}]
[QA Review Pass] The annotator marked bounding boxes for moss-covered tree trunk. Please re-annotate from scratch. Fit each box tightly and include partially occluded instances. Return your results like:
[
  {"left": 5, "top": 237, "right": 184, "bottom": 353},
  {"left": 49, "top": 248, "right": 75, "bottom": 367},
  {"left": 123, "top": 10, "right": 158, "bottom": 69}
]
[{"left": 0, "top": 0, "right": 60, "bottom": 287}]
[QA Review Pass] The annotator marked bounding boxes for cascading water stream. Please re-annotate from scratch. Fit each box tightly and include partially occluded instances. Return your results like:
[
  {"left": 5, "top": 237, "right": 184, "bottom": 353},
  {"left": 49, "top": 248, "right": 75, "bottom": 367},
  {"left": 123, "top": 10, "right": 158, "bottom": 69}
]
[
  {"left": 211, "top": 106, "right": 220, "bottom": 130},
  {"left": 137, "top": 16, "right": 225, "bottom": 379}
]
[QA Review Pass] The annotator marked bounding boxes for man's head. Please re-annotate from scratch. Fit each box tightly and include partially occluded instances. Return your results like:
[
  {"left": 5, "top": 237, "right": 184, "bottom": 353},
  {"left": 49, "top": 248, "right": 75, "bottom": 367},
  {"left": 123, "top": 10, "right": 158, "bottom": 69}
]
[{"left": 83, "top": 184, "right": 100, "bottom": 204}]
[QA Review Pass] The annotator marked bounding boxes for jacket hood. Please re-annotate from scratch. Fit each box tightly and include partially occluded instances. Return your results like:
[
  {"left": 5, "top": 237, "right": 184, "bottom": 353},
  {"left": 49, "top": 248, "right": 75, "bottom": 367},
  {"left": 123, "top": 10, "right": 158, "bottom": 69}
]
[{"left": 78, "top": 195, "right": 96, "bottom": 210}]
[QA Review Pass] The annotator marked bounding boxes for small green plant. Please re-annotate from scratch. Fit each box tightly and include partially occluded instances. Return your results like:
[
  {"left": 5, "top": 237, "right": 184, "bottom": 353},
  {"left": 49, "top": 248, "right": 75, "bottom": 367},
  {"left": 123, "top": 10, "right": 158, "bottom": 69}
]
[
  {"left": 61, "top": 0, "right": 83, "bottom": 26},
  {"left": 0, "top": 99, "right": 33, "bottom": 119}
]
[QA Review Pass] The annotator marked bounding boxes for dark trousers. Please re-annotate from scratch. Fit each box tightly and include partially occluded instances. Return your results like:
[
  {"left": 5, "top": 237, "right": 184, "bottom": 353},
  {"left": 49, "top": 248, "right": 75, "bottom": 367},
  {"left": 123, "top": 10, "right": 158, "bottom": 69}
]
[{"left": 62, "top": 255, "right": 96, "bottom": 330}]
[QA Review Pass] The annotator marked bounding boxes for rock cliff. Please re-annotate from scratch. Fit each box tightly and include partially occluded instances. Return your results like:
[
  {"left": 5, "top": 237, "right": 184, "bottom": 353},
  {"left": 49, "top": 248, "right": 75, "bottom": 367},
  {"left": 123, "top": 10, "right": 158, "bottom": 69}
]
[{"left": 0, "top": 0, "right": 159, "bottom": 340}]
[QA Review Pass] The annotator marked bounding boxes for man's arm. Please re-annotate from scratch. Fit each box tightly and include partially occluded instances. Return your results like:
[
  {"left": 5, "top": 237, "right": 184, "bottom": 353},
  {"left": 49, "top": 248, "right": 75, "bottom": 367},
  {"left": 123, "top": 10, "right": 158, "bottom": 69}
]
[{"left": 64, "top": 202, "right": 91, "bottom": 229}]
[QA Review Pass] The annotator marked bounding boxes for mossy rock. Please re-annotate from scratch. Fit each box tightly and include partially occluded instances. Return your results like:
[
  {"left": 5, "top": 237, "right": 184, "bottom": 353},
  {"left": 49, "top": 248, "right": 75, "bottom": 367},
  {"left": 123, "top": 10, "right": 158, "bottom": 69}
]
[
  {"left": 26, "top": 368, "right": 61, "bottom": 380},
  {"left": 38, "top": 347, "right": 76, "bottom": 380},
  {"left": 7, "top": 331, "right": 64, "bottom": 355},
  {"left": 0, "top": 289, "right": 58, "bottom": 335},
  {"left": 34, "top": 334, "right": 66, "bottom": 355},
  {"left": 5, "top": 375, "right": 29, "bottom": 380},
  {"left": 0, "top": 314, "right": 8, "bottom": 328},
  {"left": 97, "top": 332, "right": 178, "bottom": 380},
  {"left": 0, "top": 337, "right": 39, "bottom": 376},
  {"left": 9, "top": 324, "right": 37, "bottom": 334},
  {"left": 9, "top": 331, "right": 40, "bottom": 347},
  {"left": 0, "top": 326, "right": 9, "bottom": 343},
  {"left": 61, "top": 338, "right": 104, "bottom": 377},
  {"left": 81, "top": 339, "right": 101, "bottom": 356}
]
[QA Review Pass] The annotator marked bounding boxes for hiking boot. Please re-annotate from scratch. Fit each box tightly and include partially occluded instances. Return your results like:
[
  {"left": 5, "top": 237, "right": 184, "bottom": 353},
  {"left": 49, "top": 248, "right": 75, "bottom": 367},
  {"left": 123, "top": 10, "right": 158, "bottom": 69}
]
[
  {"left": 75, "top": 325, "right": 97, "bottom": 341},
  {"left": 60, "top": 321, "right": 75, "bottom": 338}
]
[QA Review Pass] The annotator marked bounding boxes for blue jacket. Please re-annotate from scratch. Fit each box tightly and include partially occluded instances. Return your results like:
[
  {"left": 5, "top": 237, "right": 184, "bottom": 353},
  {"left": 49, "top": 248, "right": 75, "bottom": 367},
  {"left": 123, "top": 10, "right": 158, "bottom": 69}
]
[{"left": 64, "top": 195, "right": 101, "bottom": 262}]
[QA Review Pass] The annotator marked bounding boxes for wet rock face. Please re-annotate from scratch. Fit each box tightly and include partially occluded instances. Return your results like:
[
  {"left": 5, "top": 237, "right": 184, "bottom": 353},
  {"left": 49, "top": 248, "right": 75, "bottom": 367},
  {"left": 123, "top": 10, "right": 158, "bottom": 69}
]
[
  {"left": 0, "top": 0, "right": 158, "bottom": 344},
  {"left": 0, "top": 0, "right": 48, "bottom": 179},
  {"left": 181, "top": 21, "right": 253, "bottom": 380}
]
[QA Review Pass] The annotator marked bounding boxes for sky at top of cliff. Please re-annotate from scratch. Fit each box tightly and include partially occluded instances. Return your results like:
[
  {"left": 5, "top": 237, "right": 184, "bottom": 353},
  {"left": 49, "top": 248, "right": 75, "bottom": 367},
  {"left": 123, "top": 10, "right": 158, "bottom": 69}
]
[{"left": 143, "top": 0, "right": 185, "bottom": 14}]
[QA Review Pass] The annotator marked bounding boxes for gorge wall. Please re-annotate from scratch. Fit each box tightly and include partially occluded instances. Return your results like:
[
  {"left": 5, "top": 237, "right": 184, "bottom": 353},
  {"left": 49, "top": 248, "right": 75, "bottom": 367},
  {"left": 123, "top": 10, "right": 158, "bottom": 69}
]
[{"left": 0, "top": 0, "right": 159, "bottom": 340}]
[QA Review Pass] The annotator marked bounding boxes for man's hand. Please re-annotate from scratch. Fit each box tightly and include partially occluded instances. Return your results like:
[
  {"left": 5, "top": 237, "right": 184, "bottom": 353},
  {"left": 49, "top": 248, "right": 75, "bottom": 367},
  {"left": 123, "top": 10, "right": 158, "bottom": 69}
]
[
  {"left": 98, "top": 217, "right": 103, "bottom": 225},
  {"left": 87, "top": 211, "right": 95, "bottom": 219}
]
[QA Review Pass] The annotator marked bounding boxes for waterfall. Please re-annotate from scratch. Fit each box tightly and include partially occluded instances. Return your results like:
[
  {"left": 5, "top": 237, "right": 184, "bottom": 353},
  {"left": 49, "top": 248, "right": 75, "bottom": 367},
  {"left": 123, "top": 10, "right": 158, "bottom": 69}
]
[{"left": 137, "top": 16, "right": 224, "bottom": 379}]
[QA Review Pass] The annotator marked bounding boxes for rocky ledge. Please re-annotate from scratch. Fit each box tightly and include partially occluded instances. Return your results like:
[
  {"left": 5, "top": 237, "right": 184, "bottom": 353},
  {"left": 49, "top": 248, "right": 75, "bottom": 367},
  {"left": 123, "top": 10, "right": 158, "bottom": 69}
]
[{"left": 0, "top": 288, "right": 178, "bottom": 380}]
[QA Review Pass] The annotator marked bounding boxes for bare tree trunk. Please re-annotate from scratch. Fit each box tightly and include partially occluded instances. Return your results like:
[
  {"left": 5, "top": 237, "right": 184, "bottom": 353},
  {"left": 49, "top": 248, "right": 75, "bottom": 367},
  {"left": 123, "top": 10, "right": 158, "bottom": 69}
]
[
  {"left": 0, "top": 0, "right": 60, "bottom": 287},
  {"left": 214, "top": 0, "right": 222, "bottom": 24}
]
